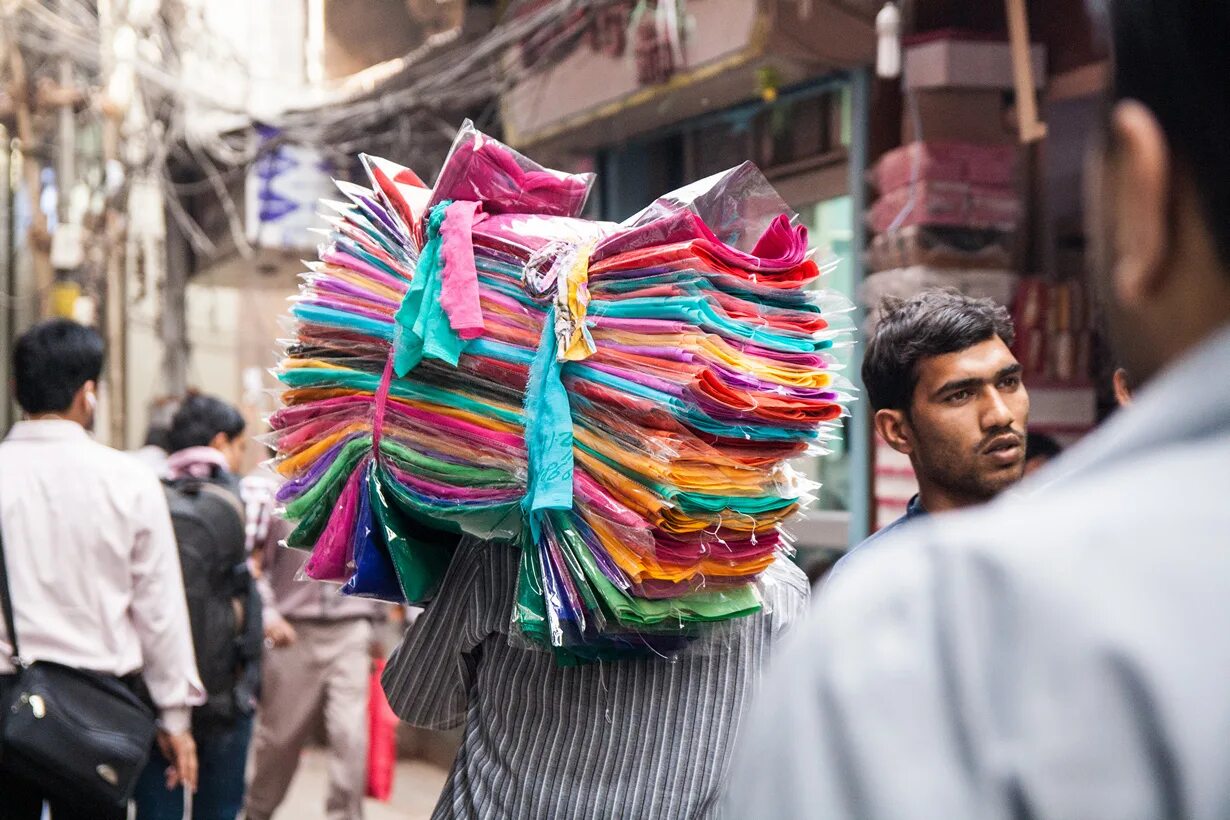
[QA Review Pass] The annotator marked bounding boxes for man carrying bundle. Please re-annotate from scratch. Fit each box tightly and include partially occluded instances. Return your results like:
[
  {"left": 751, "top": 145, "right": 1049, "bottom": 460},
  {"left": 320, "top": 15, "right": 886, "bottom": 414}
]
[{"left": 382, "top": 536, "right": 807, "bottom": 819}]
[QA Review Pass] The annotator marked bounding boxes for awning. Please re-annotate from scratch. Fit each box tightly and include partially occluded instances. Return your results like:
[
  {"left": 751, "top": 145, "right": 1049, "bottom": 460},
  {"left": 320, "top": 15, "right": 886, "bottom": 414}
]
[{"left": 502, "top": 0, "right": 877, "bottom": 154}]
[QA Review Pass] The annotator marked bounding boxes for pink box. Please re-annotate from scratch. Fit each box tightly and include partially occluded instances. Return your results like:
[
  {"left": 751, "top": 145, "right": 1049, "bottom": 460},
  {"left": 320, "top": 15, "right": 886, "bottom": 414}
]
[
  {"left": 867, "top": 182, "right": 1022, "bottom": 234},
  {"left": 873, "top": 142, "right": 1019, "bottom": 194}
]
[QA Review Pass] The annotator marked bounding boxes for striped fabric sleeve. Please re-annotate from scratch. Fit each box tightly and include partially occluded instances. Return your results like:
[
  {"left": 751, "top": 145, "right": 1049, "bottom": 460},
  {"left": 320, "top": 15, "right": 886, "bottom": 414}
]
[{"left": 381, "top": 536, "right": 516, "bottom": 729}]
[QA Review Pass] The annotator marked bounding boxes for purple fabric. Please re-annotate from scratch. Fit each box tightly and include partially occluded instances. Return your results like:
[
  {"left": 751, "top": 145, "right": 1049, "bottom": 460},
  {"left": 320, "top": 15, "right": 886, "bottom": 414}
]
[
  {"left": 321, "top": 248, "right": 406, "bottom": 293},
  {"left": 599, "top": 342, "right": 694, "bottom": 363},
  {"left": 315, "top": 277, "right": 400, "bottom": 309},
  {"left": 303, "top": 296, "right": 392, "bottom": 326},
  {"left": 276, "top": 435, "right": 362, "bottom": 502},
  {"left": 582, "top": 362, "right": 685, "bottom": 398}
]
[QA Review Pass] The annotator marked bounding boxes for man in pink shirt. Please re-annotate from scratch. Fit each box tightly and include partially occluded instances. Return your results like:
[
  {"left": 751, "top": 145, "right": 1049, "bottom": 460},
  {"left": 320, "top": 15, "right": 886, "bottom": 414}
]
[{"left": 0, "top": 320, "right": 204, "bottom": 819}]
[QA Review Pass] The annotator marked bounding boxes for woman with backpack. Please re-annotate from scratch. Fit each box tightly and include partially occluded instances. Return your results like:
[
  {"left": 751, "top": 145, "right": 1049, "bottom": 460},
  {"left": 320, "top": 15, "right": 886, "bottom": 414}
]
[{"left": 134, "top": 394, "right": 262, "bottom": 820}]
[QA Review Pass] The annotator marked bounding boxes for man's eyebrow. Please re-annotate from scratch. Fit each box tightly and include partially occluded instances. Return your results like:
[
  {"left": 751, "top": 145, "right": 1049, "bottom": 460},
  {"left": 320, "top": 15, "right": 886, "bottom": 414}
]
[
  {"left": 930, "top": 364, "right": 1024, "bottom": 399},
  {"left": 931, "top": 377, "right": 982, "bottom": 398},
  {"left": 997, "top": 363, "right": 1025, "bottom": 379}
]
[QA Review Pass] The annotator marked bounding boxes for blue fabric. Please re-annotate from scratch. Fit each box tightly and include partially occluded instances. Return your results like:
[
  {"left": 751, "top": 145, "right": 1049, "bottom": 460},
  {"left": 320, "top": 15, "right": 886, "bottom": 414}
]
[
  {"left": 133, "top": 715, "right": 253, "bottom": 820},
  {"left": 522, "top": 305, "right": 576, "bottom": 543},
  {"left": 343, "top": 461, "right": 407, "bottom": 601}
]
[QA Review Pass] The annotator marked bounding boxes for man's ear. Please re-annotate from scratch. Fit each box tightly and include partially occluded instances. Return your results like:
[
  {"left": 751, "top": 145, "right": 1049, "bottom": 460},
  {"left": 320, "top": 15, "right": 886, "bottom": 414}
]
[
  {"left": 1109, "top": 100, "right": 1173, "bottom": 309},
  {"left": 73, "top": 380, "right": 97, "bottom": 414},
  {"left": 874, "top": 408, "right": 914, "bottom": 456},
  {"left": 209, "top": 430, "right": 230, "bottom": 451}
]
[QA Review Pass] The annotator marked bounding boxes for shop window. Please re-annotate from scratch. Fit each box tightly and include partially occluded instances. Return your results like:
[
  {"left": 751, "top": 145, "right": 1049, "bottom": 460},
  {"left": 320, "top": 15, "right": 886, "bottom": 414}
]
[{"left": 794, "top": 195, "right": 855, "bottom": 512}]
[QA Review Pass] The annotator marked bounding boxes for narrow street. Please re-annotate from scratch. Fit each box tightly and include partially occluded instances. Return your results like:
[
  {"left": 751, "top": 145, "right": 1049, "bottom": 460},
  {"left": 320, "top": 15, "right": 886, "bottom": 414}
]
[{"left": 277, "top": 748, "right": 448, "bottom": 820}]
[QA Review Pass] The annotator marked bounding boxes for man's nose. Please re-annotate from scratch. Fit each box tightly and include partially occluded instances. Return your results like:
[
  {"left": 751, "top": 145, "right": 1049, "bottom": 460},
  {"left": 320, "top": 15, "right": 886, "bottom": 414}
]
[{"left": 981, "top": 388, "right": 1015, "bottom": 430}]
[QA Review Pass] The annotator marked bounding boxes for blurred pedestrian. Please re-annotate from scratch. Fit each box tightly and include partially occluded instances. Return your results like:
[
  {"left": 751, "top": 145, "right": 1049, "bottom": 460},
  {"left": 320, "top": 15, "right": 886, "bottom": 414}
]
[
  {"left": 848, "top": 290, "right": 1029, "bottom": 555},
  {"left": 725, "top": 1, "right": 1230, "bottom": 817},
  {"left": 134, "top": 394, "right": 261, "bottom": 819},
  {"left": 1024, "top": 431, "right": 1064, "bottom": 476},
  {"left": 130, "top": 396, "right": 180, "bottom": 476},
  {"left": 243, "top": 518, "right": 389, "bottom": 820},
  {"left": 0, "top": 320, "right": 203, "bottom": 819},
  {"left": 381, "top": 536, "right": 807, "bottom": 819}
]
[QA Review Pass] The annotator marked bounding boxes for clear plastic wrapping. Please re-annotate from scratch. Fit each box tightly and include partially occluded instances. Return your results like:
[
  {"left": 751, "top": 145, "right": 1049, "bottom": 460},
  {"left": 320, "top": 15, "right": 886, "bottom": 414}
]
[{"left": 269, "top": 122, "right": 855, "bottom": 662}]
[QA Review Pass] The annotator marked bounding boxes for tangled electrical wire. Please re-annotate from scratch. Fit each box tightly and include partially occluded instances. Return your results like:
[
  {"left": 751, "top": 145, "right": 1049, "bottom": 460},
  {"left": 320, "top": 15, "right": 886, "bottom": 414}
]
[{"left": 5, "top": 0, "right": 632, "bottom": 264}]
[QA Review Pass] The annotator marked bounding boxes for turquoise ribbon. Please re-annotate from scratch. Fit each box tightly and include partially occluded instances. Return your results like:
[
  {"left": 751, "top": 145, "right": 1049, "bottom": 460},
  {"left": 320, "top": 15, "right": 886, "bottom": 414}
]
[
  {"left": 522, "top": 305, "right": 576, "bottom": 542},
  {"left": 392, "top": 202, "right": 467, "bottom": 376}
]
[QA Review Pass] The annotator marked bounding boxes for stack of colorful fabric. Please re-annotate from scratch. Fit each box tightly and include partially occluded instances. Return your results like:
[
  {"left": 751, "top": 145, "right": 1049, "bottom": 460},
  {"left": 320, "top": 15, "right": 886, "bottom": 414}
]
[{"left": 270, "top": 121, "right": 853, "bottom": 662}]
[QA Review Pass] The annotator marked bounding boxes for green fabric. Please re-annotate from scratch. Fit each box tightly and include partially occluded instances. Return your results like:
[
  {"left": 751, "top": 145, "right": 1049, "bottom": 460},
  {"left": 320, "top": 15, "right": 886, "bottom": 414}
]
[
  {"left": 369, "top": 465, "right": 456, "bottom": 603},
  {"left": 393, "top": 202, "right": 467, "bottom": 376}
]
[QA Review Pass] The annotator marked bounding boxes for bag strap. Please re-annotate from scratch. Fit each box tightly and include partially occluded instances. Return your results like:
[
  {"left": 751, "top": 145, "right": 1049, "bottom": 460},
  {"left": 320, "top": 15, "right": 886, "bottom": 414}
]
[{"left": 0, "top": 523, "right": 22, "bottom": 666}]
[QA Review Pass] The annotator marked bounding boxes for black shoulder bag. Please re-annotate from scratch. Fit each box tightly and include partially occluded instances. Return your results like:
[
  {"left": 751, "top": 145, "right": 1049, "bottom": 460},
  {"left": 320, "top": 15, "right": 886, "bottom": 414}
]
[{"left": 0, "top": 526, "right": 157, "bottom": 809}]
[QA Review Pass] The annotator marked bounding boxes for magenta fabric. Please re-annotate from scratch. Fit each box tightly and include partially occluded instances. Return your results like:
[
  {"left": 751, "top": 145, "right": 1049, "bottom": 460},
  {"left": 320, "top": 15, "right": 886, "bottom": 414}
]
[
  {"left": 439, "top": 201, "right": 487, "bottom": 341},
  {"left": 304, "top": 465, "right": 365, "bottom": 582}
]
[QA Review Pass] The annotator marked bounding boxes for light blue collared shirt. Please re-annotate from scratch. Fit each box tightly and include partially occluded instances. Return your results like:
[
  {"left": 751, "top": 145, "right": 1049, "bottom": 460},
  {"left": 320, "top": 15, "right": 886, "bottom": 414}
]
[{"left": 726, "top": 323, "right": 1230, "bottom": 819}]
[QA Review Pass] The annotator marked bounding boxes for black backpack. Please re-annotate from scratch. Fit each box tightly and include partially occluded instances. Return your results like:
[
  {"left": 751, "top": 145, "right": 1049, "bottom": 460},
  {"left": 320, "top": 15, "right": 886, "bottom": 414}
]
[{"left": 164, "top": 475, "right": 263, "bottom": 726}]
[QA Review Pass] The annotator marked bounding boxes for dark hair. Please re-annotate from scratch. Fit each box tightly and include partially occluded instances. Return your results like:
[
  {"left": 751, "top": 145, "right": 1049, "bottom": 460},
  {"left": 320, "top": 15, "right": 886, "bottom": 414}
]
[
  {"left": 1026, "top": 431, "right": 1064, "bottom": 462},
  {"left": 862, "top": 290, "right": 1016, "bottom": 413},
  {"left": 13, "top": 319, "right": 105, "bottom": 414},
  {"left": 144, "top": 426, "right": 172, "bottom": 451},
  {"left": 168, "top": 394, "right": 245, "bottom": 453},
  {"left": 1090, "top": 0, "right": 1230, "bottom": 270}
]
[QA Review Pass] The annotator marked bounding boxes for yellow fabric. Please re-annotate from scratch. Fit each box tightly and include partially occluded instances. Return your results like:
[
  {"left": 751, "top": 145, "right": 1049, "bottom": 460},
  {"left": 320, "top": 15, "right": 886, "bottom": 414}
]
[{"left": 557, "top": 241, "right": 597, "bottom": 362}]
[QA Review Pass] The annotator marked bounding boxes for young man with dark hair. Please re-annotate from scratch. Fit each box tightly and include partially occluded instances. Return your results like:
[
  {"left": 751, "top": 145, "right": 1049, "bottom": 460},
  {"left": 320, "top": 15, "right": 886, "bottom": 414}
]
[
  {"left": 165, "top": 393, "right": 248, "bottom": 476},
  {"left": 0, "top": 320, "right": 203, "bottom": 819},
  {"left": 726, "top": 1, "right": 1230, "bottom": 816},
  {"left": 135, "top": 392, "right": 260, "bottom": 819},
  {"left": 856, "top": 290, "right": 1029, "bottom": 548}
]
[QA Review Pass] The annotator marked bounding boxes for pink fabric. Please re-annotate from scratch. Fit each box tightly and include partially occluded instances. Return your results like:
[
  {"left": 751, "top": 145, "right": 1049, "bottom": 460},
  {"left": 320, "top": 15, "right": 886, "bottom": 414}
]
[
  {"left": 304, "top": 464, "right": 365, "bottom": 582},
  {"left": 591, "top": 211, "right": 808, "bottom": 271},
  {"left": 165, "top": 446, "right": 230, "bottom": 480},
  {"left": 439, "top": 201, "right": 487, "bottom": 341}
]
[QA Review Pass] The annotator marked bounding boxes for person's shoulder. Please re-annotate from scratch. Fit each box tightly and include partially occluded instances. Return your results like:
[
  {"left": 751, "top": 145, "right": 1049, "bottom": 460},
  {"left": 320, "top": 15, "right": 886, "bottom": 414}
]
[
  {"left": 818, "top": 433, "right": 1230, "bottom": 636},
  {"left": 83, "top": 440, "right": 168, "bottom": 493}
]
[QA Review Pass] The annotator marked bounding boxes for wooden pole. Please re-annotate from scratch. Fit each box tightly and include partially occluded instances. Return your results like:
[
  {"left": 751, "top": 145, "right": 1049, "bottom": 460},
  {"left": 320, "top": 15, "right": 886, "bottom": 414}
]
[
  {"left": 4, "top": 37, "right": 55, "bottom": 318},
  {"left": 1005, "top": 0, "right": 1047, "bottom": 143},
  {"left": 99, "top": 0, "right": 127, "bottom": 447}
]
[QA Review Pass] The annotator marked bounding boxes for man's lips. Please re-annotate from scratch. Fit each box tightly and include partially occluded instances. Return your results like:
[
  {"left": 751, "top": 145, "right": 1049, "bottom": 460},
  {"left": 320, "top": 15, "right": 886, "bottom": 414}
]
[{"left": 982, "top": 433, "right": 1024, "bottom": 463}]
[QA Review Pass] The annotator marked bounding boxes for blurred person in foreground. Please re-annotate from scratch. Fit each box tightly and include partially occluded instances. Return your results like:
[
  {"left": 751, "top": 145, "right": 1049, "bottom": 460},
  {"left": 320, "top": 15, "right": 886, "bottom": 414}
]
[
  {"left": 0, "top": 320, "right": 203, "bottom": 819},
  {"left": 725, "top": 0, "right": 1230, "bottom": 817},
  {"left": 1024, "top": 431, "right": 1064, "bottom": 477},
  {"left": 134, "top": 394, "right": 260, "bottom": 819},
  {"left": 243, "top": 483, "right": 389, "bottom": 820},
  {"left": 851, "top": 291, "right": 1029, "bottom": 553}
]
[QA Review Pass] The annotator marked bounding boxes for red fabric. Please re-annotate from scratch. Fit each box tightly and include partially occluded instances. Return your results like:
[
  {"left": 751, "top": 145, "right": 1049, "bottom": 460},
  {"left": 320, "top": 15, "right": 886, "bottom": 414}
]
[{"left": 366, "top": 658, "right": 399, "bottom": 802}]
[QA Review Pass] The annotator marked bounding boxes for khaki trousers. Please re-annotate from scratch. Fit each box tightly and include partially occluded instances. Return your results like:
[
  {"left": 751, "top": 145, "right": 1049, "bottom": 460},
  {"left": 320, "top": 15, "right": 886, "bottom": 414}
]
[{"left": 244, "top": 618, "right": 372, "bottom": 820}]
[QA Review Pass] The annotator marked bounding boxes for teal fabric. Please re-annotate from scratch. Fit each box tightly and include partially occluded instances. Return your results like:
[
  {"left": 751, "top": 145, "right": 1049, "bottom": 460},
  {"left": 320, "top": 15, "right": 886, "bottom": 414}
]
[
  {"left": 292, "top": 303, "right": 394, "bottom": 340},
  {"left": 393, "top": 202, "right": 468, "bottom": 376},
  {"left": 522, "top": 305, "right": 576, "bottom": 542}
]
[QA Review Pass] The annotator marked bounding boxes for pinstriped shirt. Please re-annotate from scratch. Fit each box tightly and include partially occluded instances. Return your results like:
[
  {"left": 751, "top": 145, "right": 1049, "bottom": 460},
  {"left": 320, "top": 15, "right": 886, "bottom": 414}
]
[{"left": 382, "top": 536, "right": 808, "bottom": 819}]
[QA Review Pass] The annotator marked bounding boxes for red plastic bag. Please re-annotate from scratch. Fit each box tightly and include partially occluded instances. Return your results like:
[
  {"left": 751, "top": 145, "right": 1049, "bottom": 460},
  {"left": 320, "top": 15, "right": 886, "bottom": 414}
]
[{"left": 366, "top": 658, "right": 399, "bottom": 801}]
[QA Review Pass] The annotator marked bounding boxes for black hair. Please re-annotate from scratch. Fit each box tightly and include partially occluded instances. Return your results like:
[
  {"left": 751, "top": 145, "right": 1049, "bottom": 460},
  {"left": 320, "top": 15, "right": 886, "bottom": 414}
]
[
  {"left": 862, "top": 290, "right": 1016, "bottom": 413},
  {"left": 168, "top": 393, "right": 246, "bottom": 453},
  {"left": 1026, "top": 431, "right": 1064, "bottom": 463},
  {"left": 13, "top": 319, "right": 105, "bottom": 414},
  {"left": 1090, "top": 0, "right": 1230, "bottom": 270},
  {"left": 144, "top": 426, "right": 172, "bottom": 451}
]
